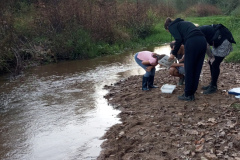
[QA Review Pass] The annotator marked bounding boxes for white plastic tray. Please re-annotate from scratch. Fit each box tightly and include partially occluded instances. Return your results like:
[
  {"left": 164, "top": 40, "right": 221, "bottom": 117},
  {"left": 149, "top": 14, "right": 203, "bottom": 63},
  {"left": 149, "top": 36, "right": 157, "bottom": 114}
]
[
  {"left": 228, "top": 87, "right": 240, "bottom": 95},
  {"left": 161, "top": 84, "right": 176, "bottom": 94}
]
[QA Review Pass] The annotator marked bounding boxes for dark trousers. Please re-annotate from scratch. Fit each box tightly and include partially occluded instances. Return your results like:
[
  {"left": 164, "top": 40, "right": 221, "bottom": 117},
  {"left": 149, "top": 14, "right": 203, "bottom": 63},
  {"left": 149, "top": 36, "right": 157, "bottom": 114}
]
[
  {"left": 209, "top": 56, "right": 224, "bottom": 87},
  {"left": 184, "top": 36, "right": 207, "bottom": 96}
]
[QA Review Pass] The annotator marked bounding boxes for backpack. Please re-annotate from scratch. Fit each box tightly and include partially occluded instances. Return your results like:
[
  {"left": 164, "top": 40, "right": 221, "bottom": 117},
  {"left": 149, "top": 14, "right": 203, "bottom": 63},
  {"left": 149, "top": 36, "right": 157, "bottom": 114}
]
[{"left": 211, "top": 24, "right": 236, "bottom": 48}]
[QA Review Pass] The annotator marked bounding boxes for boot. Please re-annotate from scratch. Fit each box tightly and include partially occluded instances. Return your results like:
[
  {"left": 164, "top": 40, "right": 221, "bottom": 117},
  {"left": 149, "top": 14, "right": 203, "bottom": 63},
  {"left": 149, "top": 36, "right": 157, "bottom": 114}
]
[
  {"left": 178, "top": 93, "right": 195, "bottom": 101},
  {"left": 202, "top": 81, "right": 213, "bottom": 90},
  {"left": 178, "top": 75, "right": 185, "bottom": 86},
  {"left": 203, "top": 85, "right": 217, "bottom": 94},
  {"left": 142, "top": 76, "right": 149, "bottom": 91},
  {"left": 148, "top": 75, "right": 158, "bottom": 88},
  {"left": 202, "top": 84, "right": 211, "bottom": 90}
]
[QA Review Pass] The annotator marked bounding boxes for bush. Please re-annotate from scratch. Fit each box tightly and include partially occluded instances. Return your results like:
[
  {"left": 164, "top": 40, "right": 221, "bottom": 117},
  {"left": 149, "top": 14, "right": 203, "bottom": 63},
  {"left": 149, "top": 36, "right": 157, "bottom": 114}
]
[
  {"left": 185, "top": 4, "right": 222, "bottom": 17},
  {"left": 0, "top": 0, "right": 173, "bottom": 75},
  {"left": 52, "top": 27, "right": 95, "bottom": 60},
  {"left": 231, "top": 6, "right": 240, "bottom": 17}
]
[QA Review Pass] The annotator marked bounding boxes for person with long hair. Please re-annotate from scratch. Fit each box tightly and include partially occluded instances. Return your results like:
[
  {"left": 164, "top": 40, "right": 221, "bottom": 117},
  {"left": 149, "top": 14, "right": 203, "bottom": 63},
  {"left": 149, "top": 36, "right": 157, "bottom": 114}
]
[
  {"left": 134, "top": 51, "right": 165, "bottom": 91},
  {"left": 164, "top": 17, "right": 207, "bottom": 101}
]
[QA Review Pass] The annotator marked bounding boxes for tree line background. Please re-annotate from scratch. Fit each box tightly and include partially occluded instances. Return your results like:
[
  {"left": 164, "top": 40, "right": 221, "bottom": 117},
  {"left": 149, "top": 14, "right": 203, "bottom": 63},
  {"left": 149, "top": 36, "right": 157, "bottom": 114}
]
[{"left": 0, "top": 0, "right": 240, "bottom": 75}]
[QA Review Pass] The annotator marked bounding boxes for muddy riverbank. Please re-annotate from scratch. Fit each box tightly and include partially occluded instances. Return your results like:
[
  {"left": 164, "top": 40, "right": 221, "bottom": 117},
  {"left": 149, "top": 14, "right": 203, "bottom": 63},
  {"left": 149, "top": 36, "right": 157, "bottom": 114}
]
[{"left": 98, "top": 62, "right": 240, "bottom": 160}]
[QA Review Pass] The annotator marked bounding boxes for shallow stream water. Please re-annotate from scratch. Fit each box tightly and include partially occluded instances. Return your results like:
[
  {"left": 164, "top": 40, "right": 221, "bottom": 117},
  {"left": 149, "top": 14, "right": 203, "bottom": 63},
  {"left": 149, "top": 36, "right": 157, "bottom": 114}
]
[{"left": 0, "top": 45, "right": 171, "bottom": 160}]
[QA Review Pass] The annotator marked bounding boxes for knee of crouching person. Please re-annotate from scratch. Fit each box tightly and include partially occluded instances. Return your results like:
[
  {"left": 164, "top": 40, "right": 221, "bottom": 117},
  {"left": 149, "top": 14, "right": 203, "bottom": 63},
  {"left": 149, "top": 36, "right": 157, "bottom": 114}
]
[{"left": 169, "top": 67, "right": 174, "bottom": 76}]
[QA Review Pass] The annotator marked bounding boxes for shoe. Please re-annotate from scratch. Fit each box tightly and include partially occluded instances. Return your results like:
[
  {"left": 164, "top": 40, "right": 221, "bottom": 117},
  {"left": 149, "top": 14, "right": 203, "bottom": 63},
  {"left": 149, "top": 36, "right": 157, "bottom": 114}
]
[
  {"left": 203, "top": 85, "right": 217, "bottom": 94},
  {"left": 149, "top": 85, "right": 158, "bottom": 88},
  {"left": 142, "top": 88, "right": 150, "bottom": 91},
  {"left": 202, "top": 84, "right": 211, "bottom": 90},
  {"left": 178, "top": 76, "right": 185, "bottom": 86},
  {"left": 148, "top": 75, "right": 158, "bottom": 88},
  {"left": 142, "top": 76, "right": 149, "bottom": 91},
  {"left": 178, "top": 94, "right": 195, "bottom": 101}
]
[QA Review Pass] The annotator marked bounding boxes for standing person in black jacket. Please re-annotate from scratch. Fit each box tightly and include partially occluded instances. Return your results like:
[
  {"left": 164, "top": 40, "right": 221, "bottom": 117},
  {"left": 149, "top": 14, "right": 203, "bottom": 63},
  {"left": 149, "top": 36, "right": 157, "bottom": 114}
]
[
  {"left": 164, "top": 17, "right": 207, "bottom": 101},
  {"left": 199, "top": 25, "right": 234, "bottom": 94}
]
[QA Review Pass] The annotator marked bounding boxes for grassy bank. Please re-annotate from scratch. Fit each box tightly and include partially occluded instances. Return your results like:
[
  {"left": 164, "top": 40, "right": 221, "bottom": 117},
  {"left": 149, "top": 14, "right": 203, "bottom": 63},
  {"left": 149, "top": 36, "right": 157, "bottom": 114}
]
[
  {"left": 0, "top": 0, "right": 239, "bottom": 76},
  {"left": 0, "top": 1, "right": 175, "bottom": 75}
]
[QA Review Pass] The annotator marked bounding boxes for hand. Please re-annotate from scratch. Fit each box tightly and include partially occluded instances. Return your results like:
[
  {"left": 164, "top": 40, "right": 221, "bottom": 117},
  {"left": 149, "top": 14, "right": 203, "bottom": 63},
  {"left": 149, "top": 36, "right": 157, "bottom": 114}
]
[
  {"left": 168, "top": 58, "right": 174, "bottom": 62},
  {"left": 168, "top": 54, "right": 175, "bottom": 62},
  {"left": 146, "top": 66, "right": 153, "bottom": 72},
  {"left": 178, "top": 58, "right": 184, "bottom": 62},
  {"left": 209, "top": 57, "right": 215, "bottom": 65}
]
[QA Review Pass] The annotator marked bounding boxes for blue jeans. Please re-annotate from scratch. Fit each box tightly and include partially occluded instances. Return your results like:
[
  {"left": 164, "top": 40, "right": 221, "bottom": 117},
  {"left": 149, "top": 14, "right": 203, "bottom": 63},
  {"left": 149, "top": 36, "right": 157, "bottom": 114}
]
[{"left": 134, "top": 53, "right": 155, "bottom": 77}]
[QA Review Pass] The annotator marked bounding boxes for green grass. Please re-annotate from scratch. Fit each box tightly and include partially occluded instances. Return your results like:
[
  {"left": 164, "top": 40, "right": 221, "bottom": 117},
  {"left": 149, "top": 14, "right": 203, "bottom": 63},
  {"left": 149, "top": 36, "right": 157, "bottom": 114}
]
[
  {"left": 231, "top": 103, "right": 240, "bottom": 110},
  {"left": 130, "top": 19, "right": 172, "bottom": 47},
  {"left": 97, "top": 19, "right": 172, "bottom": 54},
  {"left": 186, "top": 16, "right": 232, "bottom": 25},
  {"left": 146, "top": 21, "right": 172, "bottom": 43}
]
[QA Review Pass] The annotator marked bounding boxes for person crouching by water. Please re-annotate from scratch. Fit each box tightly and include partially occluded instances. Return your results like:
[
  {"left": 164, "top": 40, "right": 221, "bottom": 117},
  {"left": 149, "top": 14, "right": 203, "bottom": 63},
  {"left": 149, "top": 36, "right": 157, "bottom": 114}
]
[
  {"left": 134, "top": 51, "right": 165, "bottom": 91},
  {"left": 169, "top": 41, "right": 185, "bottom": 86}
]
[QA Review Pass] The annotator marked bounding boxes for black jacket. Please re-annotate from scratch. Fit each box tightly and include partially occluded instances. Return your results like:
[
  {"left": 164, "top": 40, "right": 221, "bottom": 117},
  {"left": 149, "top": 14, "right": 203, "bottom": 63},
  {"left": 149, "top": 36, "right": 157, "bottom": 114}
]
[
  {"left": 198, "top": 25, "right": 215, "bottom": 46},
  {"left": 199, "top": 24, "right": 236, "bottom": 48},
  {"left": 168, "top": 18, "right": 204, "bottom": 56}
]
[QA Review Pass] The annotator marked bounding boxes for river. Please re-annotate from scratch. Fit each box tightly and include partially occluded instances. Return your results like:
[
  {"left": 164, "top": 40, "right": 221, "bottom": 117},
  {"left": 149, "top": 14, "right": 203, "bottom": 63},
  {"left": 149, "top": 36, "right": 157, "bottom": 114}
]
[{"left": 0, "top": 44, "right": 170, "bottom": 160}]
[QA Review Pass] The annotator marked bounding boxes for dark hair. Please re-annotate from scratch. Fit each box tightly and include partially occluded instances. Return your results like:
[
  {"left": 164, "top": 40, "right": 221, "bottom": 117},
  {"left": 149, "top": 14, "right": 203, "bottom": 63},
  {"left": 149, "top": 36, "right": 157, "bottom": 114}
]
[
  {"left": 155, "top": 54, "right": 166, "bottom": 60},
  {"left": 164, "top": 17, "right": 173, "bottom": 30}
]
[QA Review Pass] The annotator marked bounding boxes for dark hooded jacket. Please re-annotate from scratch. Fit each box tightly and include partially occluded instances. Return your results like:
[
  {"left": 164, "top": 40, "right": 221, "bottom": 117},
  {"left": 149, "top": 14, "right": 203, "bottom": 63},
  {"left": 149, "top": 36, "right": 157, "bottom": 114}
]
[
  {"left": 199, "top": 24, "right": 236, "bottom": 48},
  {"left": 168, "top": 18, "right": 204, "bottom": 56},
  {"left": 198, "top": 25, "right": 215, "bottom": 46}
]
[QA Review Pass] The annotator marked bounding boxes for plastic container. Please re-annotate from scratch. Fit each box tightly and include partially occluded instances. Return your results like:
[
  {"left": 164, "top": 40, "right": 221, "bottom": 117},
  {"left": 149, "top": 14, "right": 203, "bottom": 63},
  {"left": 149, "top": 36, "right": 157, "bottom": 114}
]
[
  {"left": 228, "top": 87, "right": 240, "bottom": 95},
  {"left": 161, "top": 84, "right": 176, "bottom": 94}
]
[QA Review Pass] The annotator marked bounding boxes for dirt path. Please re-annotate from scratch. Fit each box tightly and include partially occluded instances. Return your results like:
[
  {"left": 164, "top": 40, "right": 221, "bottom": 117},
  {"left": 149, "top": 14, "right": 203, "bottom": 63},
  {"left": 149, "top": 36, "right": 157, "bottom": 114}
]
[{"left": 97, "top": 62, "right": 240, "bottom": 160}]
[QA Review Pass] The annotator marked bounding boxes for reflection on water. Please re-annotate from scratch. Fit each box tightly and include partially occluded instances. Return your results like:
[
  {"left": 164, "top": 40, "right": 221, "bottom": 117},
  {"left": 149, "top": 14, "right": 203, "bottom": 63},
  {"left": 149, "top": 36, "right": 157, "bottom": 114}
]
[
  {"left": 153, "top": 44, "right": 171, "bottom": 56},
  {"left": 0, "top": 45, "right": 171, "bottom": 160}
]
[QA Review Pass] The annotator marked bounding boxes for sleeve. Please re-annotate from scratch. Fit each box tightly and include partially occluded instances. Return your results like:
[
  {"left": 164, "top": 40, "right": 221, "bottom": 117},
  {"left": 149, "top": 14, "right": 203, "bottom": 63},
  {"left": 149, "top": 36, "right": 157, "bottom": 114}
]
[
  {"left": 149, "top": 59, "right": 157, "bottom": 65},
  {"left": 169, "top": 27, "right": 183, "bottom": 57}
]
